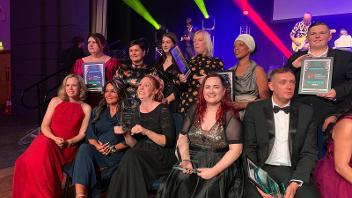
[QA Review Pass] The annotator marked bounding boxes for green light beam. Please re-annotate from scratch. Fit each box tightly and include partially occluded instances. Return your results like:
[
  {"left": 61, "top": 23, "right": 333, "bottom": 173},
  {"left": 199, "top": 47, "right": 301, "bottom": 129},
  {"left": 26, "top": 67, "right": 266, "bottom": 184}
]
[{"left": 194, "top": 0, "right": 209, "bottom": 19}]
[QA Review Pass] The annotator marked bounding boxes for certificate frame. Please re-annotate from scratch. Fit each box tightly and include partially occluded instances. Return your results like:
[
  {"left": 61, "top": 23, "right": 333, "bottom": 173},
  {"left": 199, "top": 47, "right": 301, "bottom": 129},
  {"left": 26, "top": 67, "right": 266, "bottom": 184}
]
[
  {"left": 298, "top": 57, "right": 334, "bottom": 95},
  {"left": 170, "top": 46, "right": 191, "bottom": 79},
  {"left": 83, "top": 62, "right": 105, "bottom": 92},
  {"left": 215, "top": 70, "right": 234, "bottom": 101}
]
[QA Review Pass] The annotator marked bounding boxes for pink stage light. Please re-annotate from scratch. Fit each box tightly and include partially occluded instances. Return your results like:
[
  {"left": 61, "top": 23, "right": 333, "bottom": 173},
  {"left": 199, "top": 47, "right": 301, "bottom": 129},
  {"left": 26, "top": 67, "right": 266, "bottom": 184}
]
[{"left": 234, "top": 0, "right": 292, "bottom": 58}]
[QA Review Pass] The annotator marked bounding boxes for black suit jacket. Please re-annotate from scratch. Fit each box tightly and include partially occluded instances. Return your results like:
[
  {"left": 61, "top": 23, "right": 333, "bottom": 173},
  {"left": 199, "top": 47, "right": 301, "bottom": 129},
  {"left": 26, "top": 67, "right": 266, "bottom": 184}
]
[
  {"left": 285, "top": 48, "right": 352, "bottom": 122},
  {"left": 243, "top": 99, "right": 317, "bottom": 184}
]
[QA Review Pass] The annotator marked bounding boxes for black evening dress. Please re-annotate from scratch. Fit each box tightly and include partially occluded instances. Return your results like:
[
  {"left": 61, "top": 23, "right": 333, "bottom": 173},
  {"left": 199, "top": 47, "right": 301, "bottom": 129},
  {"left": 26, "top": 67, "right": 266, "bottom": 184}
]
[
  {"left": 154, "top": 58, "right": 182, "bottom": 113},
  {"left": 157, "top": 105, "right": 244, "bottom": 198},
  {"left": 106, "top": 104, "right": 177, "bottom": 198}
]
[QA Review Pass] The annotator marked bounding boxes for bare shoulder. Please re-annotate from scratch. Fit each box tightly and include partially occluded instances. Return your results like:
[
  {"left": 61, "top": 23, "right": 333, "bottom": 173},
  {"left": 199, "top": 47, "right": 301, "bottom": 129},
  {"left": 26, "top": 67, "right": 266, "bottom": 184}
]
[
  {"left": 255, "top": 65, "right": 266, "bottom": 74},
  {"left": 50, "top": 97, "right": 62, "bottom": 106},
  {"left": 333, "top": 118, "right": 352, "bottom": 140},
  {"left": 81, "top": 103, "right": 92, "bottom": 114}
]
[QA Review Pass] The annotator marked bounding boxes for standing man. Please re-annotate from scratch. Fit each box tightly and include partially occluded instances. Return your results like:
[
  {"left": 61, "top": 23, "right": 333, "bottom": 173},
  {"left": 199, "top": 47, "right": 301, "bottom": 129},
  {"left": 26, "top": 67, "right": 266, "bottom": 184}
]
[
  {"left": 290, "top": 12, "right": 312, "bottom": 52},
  {"left": 181, "top": 18, "right": 197, "bottom": 59},
  {"left": 285, "top": 21, "right": 352, "bottom": 157},
  {"left": 244, "top": 68, "right": 319, "bottom": 198}
]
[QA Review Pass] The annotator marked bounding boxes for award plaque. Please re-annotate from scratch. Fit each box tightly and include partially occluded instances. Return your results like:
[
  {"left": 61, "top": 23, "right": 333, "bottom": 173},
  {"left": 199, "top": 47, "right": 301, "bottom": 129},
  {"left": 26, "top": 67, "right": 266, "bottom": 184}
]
[
  {"left": 170, "top": 46, "right": 191, "bottom": 79},
  {"left": 215, "top": 71, "right": 234, "bottom": 101},
  {"left": 298, "top": 57, "right": 334, "bottom": 95},
  {"left": 246, "top": 157, "right": 285, "bottom": 197},
  {"left": 83, "top": 62, "right": 105, "bottom": 92},
  {"left": 119, "top": 97, "right": 140, "bottom": 132}
]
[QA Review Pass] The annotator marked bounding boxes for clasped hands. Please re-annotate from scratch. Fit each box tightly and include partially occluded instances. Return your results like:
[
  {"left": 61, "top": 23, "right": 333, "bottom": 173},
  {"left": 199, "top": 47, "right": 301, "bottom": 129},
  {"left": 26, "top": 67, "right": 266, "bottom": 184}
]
[
  {"left": 114, "top": 124, "right": 149, "bottom": 136},
  {"left": 179, "top": 160, "right": 218, "bottom": 180},
  {"left": 52, "top": 136, "right": 71, "bottom": 149}
]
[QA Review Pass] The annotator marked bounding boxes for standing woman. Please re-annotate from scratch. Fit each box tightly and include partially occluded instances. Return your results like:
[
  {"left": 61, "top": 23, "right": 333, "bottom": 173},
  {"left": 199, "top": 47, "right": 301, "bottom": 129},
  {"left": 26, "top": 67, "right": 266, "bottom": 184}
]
[
  {"left": 229, "top": 34, "right": 269, "bottom": 120},
  {"left": 178, "top": 30, "right": 224, "bottom": 115},
  {"left": 13, "top": 74, "right": 91, "bottom": 198},
  {"left": 154, "top": 32, "right": 182, "bottom": 112},
  {"left": 157, "top": 74, "right": 244, "bottom": 198},
  {"left": 115, "top": 38, "right": 153, "bottom": 107},
  {"left": 107, "top": 75, "right": 177, "bottom": 198},
  {"left": 73, "top": 33, "right": 120, "bottom": 107},
  {"left": 72, "top": 79, "right": 128, "bottom": 198}
]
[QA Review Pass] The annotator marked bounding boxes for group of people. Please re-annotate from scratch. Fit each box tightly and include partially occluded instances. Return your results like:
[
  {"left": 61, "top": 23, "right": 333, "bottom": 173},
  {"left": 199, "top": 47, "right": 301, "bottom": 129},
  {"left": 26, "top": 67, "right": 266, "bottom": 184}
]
[{"left": 12, "top": 20, "right": 352, "bottom": 198}]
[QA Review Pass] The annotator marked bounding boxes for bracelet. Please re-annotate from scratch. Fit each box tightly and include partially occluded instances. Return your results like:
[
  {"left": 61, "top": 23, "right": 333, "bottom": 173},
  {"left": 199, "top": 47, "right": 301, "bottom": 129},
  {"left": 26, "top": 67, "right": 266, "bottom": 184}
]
[{"left": 182, "top": 159, "right": 191, "bottom": 162}]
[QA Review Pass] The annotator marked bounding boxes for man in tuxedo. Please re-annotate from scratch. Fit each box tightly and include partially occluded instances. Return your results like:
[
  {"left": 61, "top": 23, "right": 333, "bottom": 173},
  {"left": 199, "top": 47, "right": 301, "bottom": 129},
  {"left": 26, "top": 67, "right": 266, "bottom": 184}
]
[
  {"left": 285, "top": 21, "right": 352, "bottom": 157},
  {"left": 244, "top": 68, "right": 319, "bottom": 198}
]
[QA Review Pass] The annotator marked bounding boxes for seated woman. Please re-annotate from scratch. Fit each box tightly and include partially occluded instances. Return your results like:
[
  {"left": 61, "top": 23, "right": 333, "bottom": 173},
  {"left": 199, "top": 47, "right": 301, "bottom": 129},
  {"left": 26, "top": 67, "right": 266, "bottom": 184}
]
[
  {"left": 106, "top": 75, "right": 177, "bottom": 198},
  {"left": 229, "top": 34, "right": 269, "bottom": 120},
  {"left": 72, "top": 78, "right": 128, "bottom": 198},
  {"left": 314, "top": 104, "right": 352, "bottom": 198},
  {"left": 73, "top": 33, "right": 120, "bottom": 107},
  {"left": 12, "top": 74, "right": 91, "bottom": 198},
  {"left": 157, "top": 74, "right": 244, "bottom": 198}
]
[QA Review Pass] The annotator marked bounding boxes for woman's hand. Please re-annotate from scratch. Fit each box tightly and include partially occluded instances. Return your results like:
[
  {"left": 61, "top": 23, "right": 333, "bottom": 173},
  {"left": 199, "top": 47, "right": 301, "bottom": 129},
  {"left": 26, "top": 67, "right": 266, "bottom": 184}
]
[
  {"left": 197, "top": 167, "right": 218, "bottom": 180},
  {"left": 52, "top": 136, "right": 65, "bottom": 148},
  {"left": 95, "top": 141, "right": 111, "bottom": 155},
  {"left": 179, "top": 160, "right": 194, "bottom": 175},
  {"left": 131, "top": 124, "right": 147, "bottom": 135},
  {"left": 179, "top": 74, "right": 187, "bottom": 83},
  {"left": 193, "top": 74, "right": 206, "bottom": 84}
]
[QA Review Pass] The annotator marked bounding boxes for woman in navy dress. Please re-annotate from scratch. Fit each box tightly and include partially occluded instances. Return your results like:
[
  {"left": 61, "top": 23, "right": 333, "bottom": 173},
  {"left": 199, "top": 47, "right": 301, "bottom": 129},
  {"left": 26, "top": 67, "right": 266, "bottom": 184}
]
[{"left": 72, "top": 78, "right": 128, "bottom": 197}]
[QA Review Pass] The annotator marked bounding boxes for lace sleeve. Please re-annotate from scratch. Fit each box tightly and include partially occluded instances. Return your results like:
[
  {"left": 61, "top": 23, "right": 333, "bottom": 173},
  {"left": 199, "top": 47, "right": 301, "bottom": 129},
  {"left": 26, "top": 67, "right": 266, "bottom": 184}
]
[
  {"left": 180, "top": 104, "right": 196, "bottom": 135},
  {"left": 224, "top": 111, "right": 242, "bottom": 144},
  {"left": 160, "top": 105, "right": 176, "bottom": 147}
]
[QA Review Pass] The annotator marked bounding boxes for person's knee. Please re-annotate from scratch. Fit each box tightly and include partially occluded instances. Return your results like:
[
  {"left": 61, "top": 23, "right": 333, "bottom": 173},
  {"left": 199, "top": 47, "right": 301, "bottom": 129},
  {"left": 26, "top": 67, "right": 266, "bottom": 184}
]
[{"left": 76, "top": 144, "right": 95, "bottom": 160}]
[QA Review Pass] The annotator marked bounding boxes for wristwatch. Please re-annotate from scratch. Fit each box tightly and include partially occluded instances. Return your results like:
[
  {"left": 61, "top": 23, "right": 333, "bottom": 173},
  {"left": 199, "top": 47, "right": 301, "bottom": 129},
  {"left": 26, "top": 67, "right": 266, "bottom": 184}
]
[{"left": 110, "top": 145, "right": 117, "bottom": 153}]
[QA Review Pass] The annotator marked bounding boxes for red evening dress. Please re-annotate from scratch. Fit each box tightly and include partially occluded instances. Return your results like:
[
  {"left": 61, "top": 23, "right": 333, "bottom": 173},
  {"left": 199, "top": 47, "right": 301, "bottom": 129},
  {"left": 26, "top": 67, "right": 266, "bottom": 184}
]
[
  {"left": 12, "top": 101, "right": 84, "bottom": 198},
  {"left": 72, "top": 57, "right": 120, "bottom": 107},
  {"left": 313, "top": 116, "right": 352, "bottom": 198}
]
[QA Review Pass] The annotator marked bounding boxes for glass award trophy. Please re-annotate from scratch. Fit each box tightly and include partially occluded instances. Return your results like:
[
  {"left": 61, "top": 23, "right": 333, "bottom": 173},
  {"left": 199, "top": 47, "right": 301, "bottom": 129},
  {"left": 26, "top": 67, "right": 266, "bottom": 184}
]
[
  {"left": 120, "top": 95, "right": 140, "bottom": 133},
  {"left": 246, "top": 157, "right": 285, "bottom": 197}
]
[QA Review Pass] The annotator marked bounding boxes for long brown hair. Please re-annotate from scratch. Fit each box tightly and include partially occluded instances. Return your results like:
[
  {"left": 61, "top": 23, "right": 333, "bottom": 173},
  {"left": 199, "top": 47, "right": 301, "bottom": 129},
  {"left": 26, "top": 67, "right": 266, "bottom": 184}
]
[{"left": 196, "top": 73, "right": 237, "bottom": 124}]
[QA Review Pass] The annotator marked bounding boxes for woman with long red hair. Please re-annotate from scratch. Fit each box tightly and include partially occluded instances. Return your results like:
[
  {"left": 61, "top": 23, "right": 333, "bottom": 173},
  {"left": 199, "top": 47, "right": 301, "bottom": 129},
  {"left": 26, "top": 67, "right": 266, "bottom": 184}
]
[{"left": 157, "top": 73, "right": 244, "bottom": 198}]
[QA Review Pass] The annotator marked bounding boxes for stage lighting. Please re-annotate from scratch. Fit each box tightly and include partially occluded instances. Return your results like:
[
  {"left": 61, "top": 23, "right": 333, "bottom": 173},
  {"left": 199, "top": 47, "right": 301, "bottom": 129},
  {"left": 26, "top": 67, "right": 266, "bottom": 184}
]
[
  {"left": 122, "top": 0, "right": 161, "bottom": 30},
  {"left": 194, "top": 0, "right": 209, "bottom": 19}
]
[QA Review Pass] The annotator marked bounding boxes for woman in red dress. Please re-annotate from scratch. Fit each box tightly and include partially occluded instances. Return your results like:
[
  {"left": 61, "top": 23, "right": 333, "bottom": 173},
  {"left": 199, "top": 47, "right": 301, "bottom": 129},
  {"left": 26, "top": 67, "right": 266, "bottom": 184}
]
[
  {"left": 73, "top": 33, "right": 120, "bottom": 107},
  {"left": 12, "top": 74, "right": 91, "bottom": 198},
  {"left": 314, "top": 105, "right": 352, "bottom": 198}
]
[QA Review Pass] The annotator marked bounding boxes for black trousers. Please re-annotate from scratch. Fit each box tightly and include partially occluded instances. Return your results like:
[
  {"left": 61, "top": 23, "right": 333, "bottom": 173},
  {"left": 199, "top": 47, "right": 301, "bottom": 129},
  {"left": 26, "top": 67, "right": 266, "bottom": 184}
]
[{"left": 244, "top": 165, "right": 319, "bottom": 198}]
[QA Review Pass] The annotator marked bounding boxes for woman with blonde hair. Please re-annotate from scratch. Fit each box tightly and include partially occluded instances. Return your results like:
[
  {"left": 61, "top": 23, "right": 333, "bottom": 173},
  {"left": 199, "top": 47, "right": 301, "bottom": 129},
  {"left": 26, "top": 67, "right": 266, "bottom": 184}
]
[
  {"left": 177, "top": 30, "right": 224, "bottom": 115},
  {"left": 13, "top": 74, "right": 91, "bottom": 198}
]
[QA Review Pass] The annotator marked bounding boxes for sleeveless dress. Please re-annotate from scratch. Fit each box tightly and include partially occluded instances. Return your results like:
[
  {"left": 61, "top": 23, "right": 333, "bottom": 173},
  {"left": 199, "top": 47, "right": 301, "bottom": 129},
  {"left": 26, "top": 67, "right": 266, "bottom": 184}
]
[
  {"left": 157, "top": 106, "right": 244, "bottom": 198},
  {"left": 313, "top": 116, "right": 352, "bottom": 198},
  {"left": 229, "top": 61, "right": 259, "bottom": 120},
  {"left": 12, "top": 101, "right": 85, "bottom": 198}
]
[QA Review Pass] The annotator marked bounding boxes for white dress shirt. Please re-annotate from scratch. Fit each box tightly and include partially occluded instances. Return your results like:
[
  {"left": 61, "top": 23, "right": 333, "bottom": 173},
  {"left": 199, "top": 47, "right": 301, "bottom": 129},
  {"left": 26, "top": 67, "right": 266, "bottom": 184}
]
[{"left": 265, "top": 98, "right": 291, "bottom": 166}]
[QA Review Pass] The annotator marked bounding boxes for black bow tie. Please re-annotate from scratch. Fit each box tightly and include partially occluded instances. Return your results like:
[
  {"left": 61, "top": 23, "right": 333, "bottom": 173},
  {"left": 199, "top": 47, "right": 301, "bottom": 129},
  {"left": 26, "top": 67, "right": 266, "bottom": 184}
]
[{"left": 273, "top": 105, "right": 290, "bottom": 114}]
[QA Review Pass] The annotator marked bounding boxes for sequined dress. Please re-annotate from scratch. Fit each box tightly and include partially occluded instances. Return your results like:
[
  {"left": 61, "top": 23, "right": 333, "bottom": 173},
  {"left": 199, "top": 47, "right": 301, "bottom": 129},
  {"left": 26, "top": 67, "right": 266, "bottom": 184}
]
[{"left": 157, "top": 106, "right": 244, "bottom": 198}]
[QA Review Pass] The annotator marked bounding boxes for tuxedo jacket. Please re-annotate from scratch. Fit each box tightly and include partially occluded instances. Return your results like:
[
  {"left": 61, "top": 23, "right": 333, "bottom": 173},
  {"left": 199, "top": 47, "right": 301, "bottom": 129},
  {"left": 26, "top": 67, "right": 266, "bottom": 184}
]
[
  {"left": 285, "top": 48, "right": 352, "bottom": 122},
  {"left": 243, "top": 99, "right": 317, "bottom": 184}
]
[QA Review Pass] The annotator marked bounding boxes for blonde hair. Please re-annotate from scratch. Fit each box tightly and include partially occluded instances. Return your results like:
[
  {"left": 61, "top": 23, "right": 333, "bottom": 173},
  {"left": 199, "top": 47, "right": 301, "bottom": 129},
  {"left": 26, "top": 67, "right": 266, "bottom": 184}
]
[
  {"left": 194, "top": 30, "right": 213, "bottom": 57},
  {"left": 57, "top": 74, "right": 87, "bottom": 101}
]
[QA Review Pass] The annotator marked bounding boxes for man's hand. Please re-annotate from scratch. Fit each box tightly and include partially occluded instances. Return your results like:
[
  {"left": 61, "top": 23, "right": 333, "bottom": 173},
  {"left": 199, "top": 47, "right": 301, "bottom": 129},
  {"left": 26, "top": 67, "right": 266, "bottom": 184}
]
[
  {"left": 323, "top": 115, "right": 337, "bottom": 132},
  {"left": 292, "top": 54, "right": 310, "bottom": 68},
  {"left": 317, "top": 89, "right": 336, "bottom": 100},
  {"left": 285, "top": 182, "right": 300, "bottom": 198},
  {"left": 256, "top": 187, "right": 273, "bottom": 198}
]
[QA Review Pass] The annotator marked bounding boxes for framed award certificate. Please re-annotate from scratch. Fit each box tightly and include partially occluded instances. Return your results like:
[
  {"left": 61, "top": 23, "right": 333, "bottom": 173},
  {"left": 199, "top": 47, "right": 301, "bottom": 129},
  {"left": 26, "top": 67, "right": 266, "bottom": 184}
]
[
  {"left": 215, "top": 70, "right": 234, "bottom": 101},
  {"left": 298, "top": 57, "right": 334, "bottom": 95},
  {"left": 170, "top": 46, "right": 191, "bottom": 79},
  {"left": 83, "top": 62, "right": 105, "bottom": 92}
]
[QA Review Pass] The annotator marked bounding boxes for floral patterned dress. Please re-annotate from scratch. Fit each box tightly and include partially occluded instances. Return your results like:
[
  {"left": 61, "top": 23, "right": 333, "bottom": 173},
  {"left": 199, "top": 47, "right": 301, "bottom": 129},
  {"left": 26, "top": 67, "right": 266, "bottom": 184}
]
[{"left": 177, "top": 55, "right": 224, "bottom": 114}]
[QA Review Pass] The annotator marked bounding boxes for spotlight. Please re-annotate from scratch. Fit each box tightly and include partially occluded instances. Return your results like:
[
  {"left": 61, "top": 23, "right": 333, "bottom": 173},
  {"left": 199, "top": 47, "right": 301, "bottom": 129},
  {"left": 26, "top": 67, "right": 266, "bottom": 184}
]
[
  {"left": 194, "top": 0, "right": 209, "bottom": 19},
  {"left": 122, "top": 0, "right": 161, "bottom": 30},
  {"left": 243, "top": 10, "right": 249, "bottom": 15}
]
